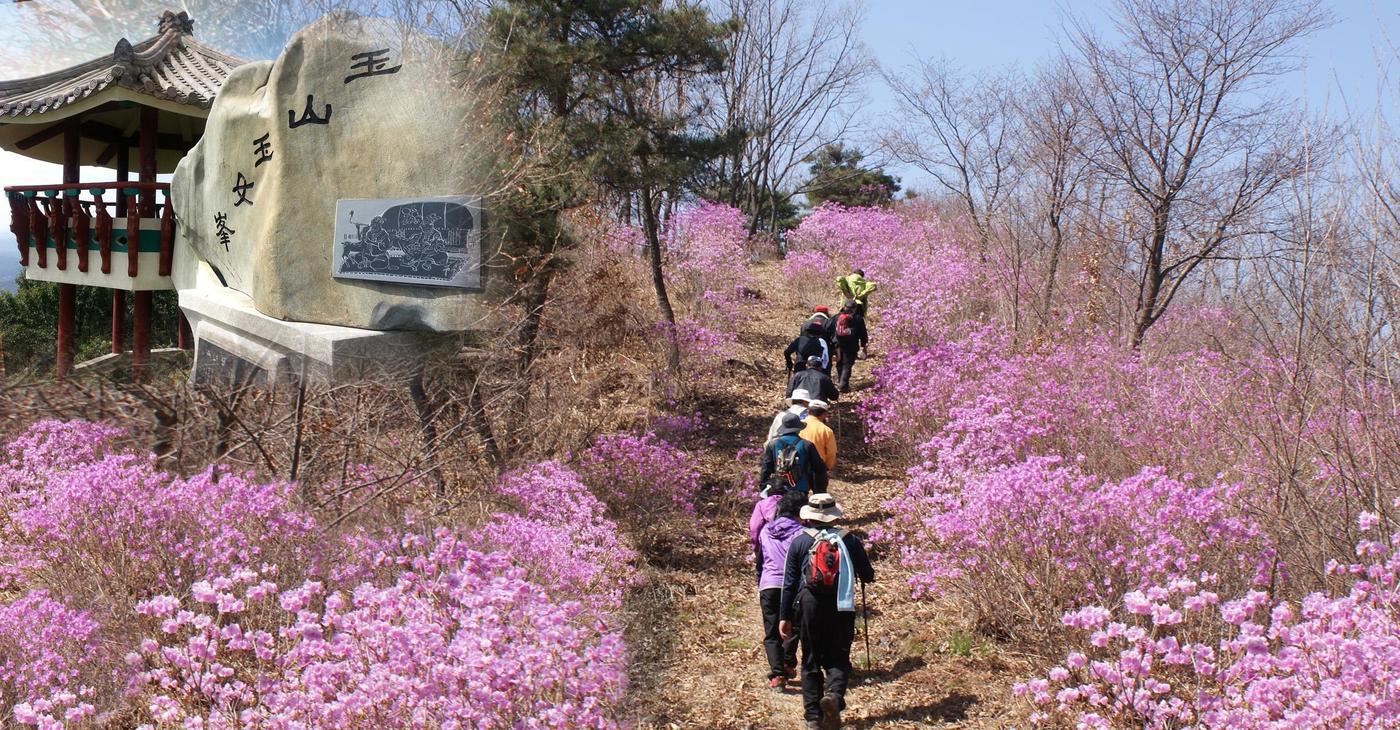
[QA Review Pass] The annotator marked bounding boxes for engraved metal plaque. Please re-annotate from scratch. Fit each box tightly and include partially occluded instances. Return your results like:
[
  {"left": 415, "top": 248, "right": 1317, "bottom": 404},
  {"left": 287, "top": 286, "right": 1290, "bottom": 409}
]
[{"left": 332, "top": 196, "right": 482, "bottom": 288}]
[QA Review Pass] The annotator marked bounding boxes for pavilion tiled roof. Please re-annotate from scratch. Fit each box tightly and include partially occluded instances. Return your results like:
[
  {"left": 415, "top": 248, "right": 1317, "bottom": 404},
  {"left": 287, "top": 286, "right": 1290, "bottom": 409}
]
[{"left": 0, "top": 11, "right": 245, "bottom": 118}]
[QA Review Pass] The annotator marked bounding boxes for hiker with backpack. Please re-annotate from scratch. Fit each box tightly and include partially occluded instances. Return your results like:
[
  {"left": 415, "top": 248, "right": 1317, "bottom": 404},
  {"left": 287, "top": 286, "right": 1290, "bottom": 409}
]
[
  {"left": 832, "top": 300, "right": 869, "bottom": 393},
  {"left": 800, "top": 400, "right": 836, "bottom": 471},
  {"left": 836, "top": 269, "right": 876, "bottom": 317},
  {"left": 804, "top": 306, "right": 837, "bottom": 343},
  {"left": 779, "top": 494, "right": 875, "bottom": 730},
  {"left": 784, "top": 320, "right": 831, "bottom": 374},
  {"left": 754, "top": 490, "right": 806, "bottom": 690},
  {"left": 787, "top": 356, "right": 840, "bottom": 403},
  {"left": 760, "top": 412, "right": 829, "bottom": 495},
  {"left": 766, "top": 388, "right": 812, "bottom": 446}
]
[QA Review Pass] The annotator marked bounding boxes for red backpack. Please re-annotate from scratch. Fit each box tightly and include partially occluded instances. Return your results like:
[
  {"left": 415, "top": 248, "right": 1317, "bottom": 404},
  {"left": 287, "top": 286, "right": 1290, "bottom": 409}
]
[
  {"left": 805, "top": 528, "right": 845, "bottom": 593},
  {"left": 835, "top": 313, "right": 854, "bottom": 338}
]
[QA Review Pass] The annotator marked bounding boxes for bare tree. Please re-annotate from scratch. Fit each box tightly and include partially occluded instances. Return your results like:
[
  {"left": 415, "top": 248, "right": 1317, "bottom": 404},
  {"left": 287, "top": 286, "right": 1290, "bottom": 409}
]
[
  {"left": 1012, "top": 62, "right": 1098, "bottom": 325},
  {"left": 706, "top": 0, "right": 872, "bottom": 233},
  {"left": 882, "top": 57, "right": 1019, "bottom": 252},
  {"left": 1064, "top": 0, "right": 1331, "bottom": 347}
]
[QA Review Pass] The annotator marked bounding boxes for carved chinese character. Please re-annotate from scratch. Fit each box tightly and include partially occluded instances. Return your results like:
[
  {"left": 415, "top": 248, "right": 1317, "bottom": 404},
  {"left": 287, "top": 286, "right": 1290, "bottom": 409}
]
[
  {"left": 253, "top": 133, "right": 273, "bottom": 167},
  {"left": 288, "top": 95, "right": 333, "bottom": 128},
  {"left": 214, "top": 212, "right": 235, "bottom": 251},
  {"left": 345, "top": 49, "right": 402, "bottom": 84},
  {"left": 232, "top": 172, "right": 254, "bottom": 207}
]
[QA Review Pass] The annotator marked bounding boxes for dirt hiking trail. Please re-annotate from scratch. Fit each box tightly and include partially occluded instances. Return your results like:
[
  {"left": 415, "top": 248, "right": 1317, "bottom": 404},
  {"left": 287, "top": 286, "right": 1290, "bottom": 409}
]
[{"left": 625, "top": 263, "right": 1027, "bottom": 729}]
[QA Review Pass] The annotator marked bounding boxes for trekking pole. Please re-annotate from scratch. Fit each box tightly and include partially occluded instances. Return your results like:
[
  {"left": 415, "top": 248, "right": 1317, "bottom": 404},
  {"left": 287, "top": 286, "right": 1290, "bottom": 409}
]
[{"left": 861, "top": 580, "right": 872, "bottom": 670}]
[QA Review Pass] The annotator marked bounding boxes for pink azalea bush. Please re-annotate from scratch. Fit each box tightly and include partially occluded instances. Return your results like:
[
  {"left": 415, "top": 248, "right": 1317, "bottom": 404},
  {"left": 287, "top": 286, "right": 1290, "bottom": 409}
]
[
  {"left": 658, "top": 317, "right": 740, "bottom": 384},
  {"left": 476, "top": 461, "right": 641, "bottom": 611},
  {"left": 0, "top": 422, "right": 636, "bottom": 727},
  {"left": 648, "top": 410, "right": 705, "bottom": 442},
  {"left": 0, "top": 591, "right": 101, "bottom": 727},
  {"left": 783, "top": 203, "right": 986, "bottom": 344},
  {"left": 579, "top": 433, "right": 699, "bottom": 521},
  {"left": 0, "top": 420, "right": 320, "bottom": 600},
  {"left": 884, "top": 454, "right": 1270, "bottom": 642},
  {"left": 614, "top": 203, "right": 757, "bottom": 380},
  {"left": 664, "top": 202, "right": 754, "bottom": 291},
  {"left": 867, "top": 328, "right": 1397, "bottom": 636},
  {"left": 1018, "top": 510, "right": 1400, "bottom": 728},
  {"left": 127, "top": 536, "right": 628, "bottom": 729}
]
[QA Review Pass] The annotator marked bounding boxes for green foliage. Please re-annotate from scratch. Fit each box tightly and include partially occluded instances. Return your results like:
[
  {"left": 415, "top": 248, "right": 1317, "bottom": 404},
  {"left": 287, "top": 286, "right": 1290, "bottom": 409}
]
[
  {"left": 0, "top": 277, "right": 181, "bottom": 376},
  {"left": 486, "top": 0, "right": 740, "bottom": 206},
  {"left": 803, "top": 143, "right": 900, "bottom": 208},
  {"left": 944, "top": 630, "right": 975, "bottom": 657},
  {"left": 484, "top": 0, "right": 741, "bottom": 342}
]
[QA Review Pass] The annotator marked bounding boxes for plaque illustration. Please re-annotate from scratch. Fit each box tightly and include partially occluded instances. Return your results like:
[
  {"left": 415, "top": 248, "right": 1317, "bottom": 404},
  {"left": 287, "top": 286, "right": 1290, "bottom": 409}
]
[{"left": 332, "top": 196, "right": 482, "bottom": 288}]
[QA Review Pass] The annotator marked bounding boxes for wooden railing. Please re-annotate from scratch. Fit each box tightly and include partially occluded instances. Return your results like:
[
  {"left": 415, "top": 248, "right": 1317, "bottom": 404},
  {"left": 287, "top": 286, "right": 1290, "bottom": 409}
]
[{"left": 5, "top": 182, "right": 175, "bottom": 278}]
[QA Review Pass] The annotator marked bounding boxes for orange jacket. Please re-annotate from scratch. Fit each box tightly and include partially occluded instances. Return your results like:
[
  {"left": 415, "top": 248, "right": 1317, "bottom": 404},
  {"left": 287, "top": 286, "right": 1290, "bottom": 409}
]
[{"left": 800, "top": 417, "right": 837, "bottom": 470}]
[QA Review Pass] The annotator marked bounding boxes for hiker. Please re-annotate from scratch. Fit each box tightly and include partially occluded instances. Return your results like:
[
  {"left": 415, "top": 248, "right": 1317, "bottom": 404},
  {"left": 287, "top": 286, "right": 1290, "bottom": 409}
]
[
  {"left": 804, "top": 305, "right": 832, "bottom": 334},
  {"left": 804, "top": 306, "right": 838, "bottom": 347},
  {"left": 800, "top": 400, "right": 836, "bottom": 471},
  {"left": 749, "top": 483, "right": 784, "bottom": 605},
  {"left": 760, "top": 412, "right": 829, "bottom": 494},
  {"left": 779, "top": 494, "right": 875, "bottom": 730},
  {"left": 785, "top": 320, "right": 831, "bottom": 374},
  {"left": 766, "top": 388, "right": 811, "bottom": 446},
  {"left": 787, "top": 355, "right": 839, "bottom": 403},
  {"left": 756, "top": 490, "right": 806, "bottom": 690},
  {"left": 832, "top": 300, "right": 869, "bottom": 393},
  {"left": 836, "top": 269, "right": 876, "bottom": 317}
]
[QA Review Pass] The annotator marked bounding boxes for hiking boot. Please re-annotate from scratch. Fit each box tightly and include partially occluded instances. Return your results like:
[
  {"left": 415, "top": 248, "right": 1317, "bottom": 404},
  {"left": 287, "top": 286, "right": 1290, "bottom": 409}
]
[
  {"left": 783, "top": 663, "right": 798, "bottom": 679},
  {"left": 805, "top": 721, "right": 821, "bottom": 730},
  {"left": 819, "top": 694, "right": 841, "bottom": 729},
  {"left": 767, "top": 676, "right": 785, "bottom": 692}
]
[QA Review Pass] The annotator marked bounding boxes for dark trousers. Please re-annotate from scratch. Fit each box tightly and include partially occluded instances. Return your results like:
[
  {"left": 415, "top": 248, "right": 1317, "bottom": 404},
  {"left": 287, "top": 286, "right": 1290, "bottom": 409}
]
[
  {"left": 796, "top": 590, "right": 855, "bottom": 720},
  {"left": 760, "top": 588, "right": 798, "bottom": 678},
  {"left": 836, "top": 339, "right": 860, "bottom": 390}
]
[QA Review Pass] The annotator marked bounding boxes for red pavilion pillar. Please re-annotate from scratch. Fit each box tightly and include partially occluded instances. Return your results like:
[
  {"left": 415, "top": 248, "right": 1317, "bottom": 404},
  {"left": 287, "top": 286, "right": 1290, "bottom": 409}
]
[
  {"left": 111, "top": 290, "right": 125, "bottom": 354},
  {"left": 113, "top": 143, "right": 128, "bottom": 351},
  {"left": 55, "top": 117, "right": 80, "bottom": 380},
  {"left": 132, "top": 291, "right": 152, "bottom": 382},
  {"left": 132, "top": 107, "right": 157, "bottom": 379}
]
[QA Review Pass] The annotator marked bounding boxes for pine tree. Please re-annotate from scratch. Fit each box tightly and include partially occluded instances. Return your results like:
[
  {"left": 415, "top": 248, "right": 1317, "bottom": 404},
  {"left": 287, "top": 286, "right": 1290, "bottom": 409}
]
[
  {"left": 485, "top": 0, "right": 740, "bottom": 374},
  {"left": 803, "top": 143, "right": 900, "bottom": 208}
]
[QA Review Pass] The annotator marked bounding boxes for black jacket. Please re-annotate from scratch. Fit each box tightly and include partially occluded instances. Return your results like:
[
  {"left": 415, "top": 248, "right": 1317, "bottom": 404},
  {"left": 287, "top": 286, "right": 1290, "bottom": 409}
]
[
  {"left": 786, "top": 368, "right": 839, "bottom": 403},
  {"left": 759, "top": 435, "right": 829, "bottom": 493},
  {"left": 784, "top": 335, "right": 830, "bottom": 372},
  {"left": 834, "top": 312, "right": 868, "bottom": 350},
  {"left": 801, "top": 314, "right": 838, "bottom": 346},
  {"left": 779, "top": 529, "right": 875, "bottom": 621}
]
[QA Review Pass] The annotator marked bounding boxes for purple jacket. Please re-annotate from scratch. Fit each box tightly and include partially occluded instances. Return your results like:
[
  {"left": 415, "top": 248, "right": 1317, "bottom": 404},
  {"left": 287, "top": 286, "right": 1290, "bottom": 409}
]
[
  {"left": 758, "top": 516, "right": 804, "bottom": 591},
  {"left": 748, "top": 495, "right": 780, "bottom": 550}
]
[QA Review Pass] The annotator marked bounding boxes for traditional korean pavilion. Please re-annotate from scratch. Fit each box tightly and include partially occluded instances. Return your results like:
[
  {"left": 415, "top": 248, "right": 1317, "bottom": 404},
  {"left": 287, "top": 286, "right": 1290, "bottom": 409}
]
[{"left": 1, "top": 11, "right": 243, "bottom": 379}]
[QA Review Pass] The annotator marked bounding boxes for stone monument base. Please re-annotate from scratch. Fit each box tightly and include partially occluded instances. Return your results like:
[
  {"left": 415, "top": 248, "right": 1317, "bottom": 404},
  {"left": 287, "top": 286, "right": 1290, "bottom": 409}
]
[{"left": 181, "top": 285, "right": 460, "bottom": 387}]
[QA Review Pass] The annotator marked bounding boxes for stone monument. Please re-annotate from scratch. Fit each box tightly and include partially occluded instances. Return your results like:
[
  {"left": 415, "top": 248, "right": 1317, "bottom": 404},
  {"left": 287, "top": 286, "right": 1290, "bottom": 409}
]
[{"left": 171, "top": 14, "right": 491, "bottom": 384}]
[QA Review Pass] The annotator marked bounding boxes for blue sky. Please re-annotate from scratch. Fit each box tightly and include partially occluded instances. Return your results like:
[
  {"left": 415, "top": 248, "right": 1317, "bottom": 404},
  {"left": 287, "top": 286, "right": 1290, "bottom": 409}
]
[
  {"left": 859, "top": 0, "right": 1400, "bottom": 184},
  {"left": 3, "top": 0, "right": 1399, "bottom": 289}
]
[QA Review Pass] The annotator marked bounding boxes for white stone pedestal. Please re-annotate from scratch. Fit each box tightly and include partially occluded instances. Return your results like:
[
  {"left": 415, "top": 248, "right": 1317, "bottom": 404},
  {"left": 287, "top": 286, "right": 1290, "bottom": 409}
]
[{"left": 180, "top": 284, "right": 460, "bottom": 387}]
